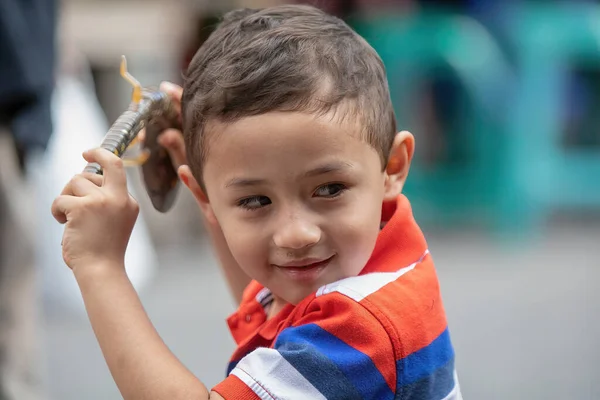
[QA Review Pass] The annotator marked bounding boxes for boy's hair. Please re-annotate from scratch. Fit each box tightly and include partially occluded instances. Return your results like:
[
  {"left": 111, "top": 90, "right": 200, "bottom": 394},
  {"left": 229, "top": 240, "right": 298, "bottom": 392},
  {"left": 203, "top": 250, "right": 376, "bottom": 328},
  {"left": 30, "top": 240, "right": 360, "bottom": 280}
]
[{"left": 182, "top": 4, "right": 397, "bottom": 184}]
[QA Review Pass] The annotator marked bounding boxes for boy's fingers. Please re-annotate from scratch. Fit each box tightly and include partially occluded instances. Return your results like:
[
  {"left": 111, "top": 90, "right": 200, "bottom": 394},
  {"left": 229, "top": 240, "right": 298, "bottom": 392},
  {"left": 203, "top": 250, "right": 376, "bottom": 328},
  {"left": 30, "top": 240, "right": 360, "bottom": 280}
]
[
  {"left": 81, "top": 172, "right": 104, "bottom": 186},
  {"left": 159, "top": 81, "right": 183, "bottom": 104},
  {"left": 61, "top": 173, "right": 103, "bottom": 197},
  {"left": 157, "top": 129, "right": 187, "bottom": 169},
  {"left": 159, "top": 81, "right": 183, "bottom": 119},
  {"left": 68, "top": 174, "right": 102, "bottom": 197},
  {"left": 159, "top": 81, "right": 183, "bottom": 127},
  {"left": 82, "top": 148, "right": 127, "bottom": 194},
  {"left": 51, "top": 195, "right": 79, "bottom": 224}
]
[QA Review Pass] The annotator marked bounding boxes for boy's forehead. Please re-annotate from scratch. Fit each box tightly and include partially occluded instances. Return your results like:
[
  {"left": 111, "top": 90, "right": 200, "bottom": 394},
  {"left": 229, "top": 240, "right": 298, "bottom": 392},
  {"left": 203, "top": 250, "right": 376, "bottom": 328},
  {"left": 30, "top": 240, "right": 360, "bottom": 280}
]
[
  {"left": 205, "top": 111, "right": 367, "bottom": 151},
  {"left": 201, "top": 112, "right": 378, "bottom": 179}
]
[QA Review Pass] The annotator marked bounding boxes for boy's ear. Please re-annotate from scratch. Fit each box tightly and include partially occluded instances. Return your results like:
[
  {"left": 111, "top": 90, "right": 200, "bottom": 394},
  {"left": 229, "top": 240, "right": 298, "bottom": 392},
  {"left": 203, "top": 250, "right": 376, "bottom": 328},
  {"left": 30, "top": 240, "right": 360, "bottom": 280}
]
[
  {"left": 383, "top": 130, "right": 415, "bottom": 202},
  {"left": 178, "top": 165, "right": 218, "bottom": 225}
]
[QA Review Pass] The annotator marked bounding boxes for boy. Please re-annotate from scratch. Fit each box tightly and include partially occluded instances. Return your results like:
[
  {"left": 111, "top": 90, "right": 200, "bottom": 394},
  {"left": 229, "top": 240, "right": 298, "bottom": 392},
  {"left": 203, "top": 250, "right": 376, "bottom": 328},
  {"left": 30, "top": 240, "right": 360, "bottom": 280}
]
[{"left": 52, "top": 4, "right": 461, "bottom": 400}]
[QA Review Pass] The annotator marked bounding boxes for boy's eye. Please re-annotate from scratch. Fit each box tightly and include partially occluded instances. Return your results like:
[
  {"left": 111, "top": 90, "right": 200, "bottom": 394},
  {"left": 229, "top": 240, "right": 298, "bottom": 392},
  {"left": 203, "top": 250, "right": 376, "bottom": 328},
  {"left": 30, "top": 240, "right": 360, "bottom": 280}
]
[
  {"left": 313, "top": 183, "right": 347, "bottom": 198},
  {"left": 237, "top": 195, "right": 271, "bottom": 210}
]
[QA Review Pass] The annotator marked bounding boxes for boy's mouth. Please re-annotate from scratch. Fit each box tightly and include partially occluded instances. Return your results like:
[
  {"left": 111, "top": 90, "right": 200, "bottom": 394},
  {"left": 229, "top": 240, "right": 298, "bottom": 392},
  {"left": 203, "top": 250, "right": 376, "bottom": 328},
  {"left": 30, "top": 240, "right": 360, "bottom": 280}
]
[{"left": 274, "top": 255, "right": 335, "bottom": 281}]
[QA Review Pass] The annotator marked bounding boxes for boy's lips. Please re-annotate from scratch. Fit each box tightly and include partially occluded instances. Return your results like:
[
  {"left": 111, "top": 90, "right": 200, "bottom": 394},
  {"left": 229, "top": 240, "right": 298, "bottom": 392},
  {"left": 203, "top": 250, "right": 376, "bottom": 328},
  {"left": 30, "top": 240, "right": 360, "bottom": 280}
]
[
  {"left": 276, "top": 255, "right": 335, "bottom": 268},
  {"left": 273, "top": 255, "right": 335, "bottom": 281}
]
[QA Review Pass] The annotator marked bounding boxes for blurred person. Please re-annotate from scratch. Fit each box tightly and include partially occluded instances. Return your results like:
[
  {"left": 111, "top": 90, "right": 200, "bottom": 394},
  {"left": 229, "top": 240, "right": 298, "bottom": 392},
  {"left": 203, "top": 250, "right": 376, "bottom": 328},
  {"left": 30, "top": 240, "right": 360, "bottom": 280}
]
[
  {"left": 52, "top": 4, "right": 461, "bottom": 399},
  {"left": 0, "top": 0, "right": 56, "bottom": 398}
]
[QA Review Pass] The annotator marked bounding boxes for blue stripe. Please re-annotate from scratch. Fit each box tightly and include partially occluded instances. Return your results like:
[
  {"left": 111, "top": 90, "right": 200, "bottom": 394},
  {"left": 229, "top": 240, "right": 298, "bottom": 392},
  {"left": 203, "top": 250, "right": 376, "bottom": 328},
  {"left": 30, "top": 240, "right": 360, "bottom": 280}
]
[
  {"left": 398, "top": 357, "right": 455, "bottom": 399},
  {"left": 226, "top": 360, "right": 239, "bottom": 376},
  {"left": 275, "top": 324, "right": 395, "bottom": 400},
  {"left": 399, "top": 327, "right": 455, "bottom": 386},
  {"left": 276, "top": 341, "right": 363, "bottom": 399}
]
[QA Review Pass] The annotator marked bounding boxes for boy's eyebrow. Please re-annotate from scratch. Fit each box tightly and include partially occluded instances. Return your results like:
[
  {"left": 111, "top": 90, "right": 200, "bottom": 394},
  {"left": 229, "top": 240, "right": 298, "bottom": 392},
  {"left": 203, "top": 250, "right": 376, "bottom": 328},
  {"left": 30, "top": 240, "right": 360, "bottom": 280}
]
[
  {"left": 303, "top": 161, "right": 354, "bottom": 178},
  {"left": 224, "top": 162, "right": 354, "bottom": 189},
  {"left": 225, "top": 177, "right": 267, "bottom": 188}
]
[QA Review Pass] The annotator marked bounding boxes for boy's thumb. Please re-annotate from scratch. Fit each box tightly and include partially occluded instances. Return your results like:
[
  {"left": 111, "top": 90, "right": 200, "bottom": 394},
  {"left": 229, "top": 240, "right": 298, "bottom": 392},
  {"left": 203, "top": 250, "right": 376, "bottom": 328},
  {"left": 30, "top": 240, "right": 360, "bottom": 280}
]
[{"left": 160, "top": 81, "right": 183, "bottom": 97}]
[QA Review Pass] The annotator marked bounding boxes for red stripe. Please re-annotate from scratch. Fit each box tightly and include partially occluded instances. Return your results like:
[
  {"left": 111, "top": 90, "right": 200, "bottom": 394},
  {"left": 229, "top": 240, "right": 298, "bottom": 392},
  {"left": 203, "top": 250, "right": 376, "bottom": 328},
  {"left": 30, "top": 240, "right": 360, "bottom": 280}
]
[
  {"left": 365, "top": 254, "right": 448, "bottom": 359},
  {"left": 212, "top": 374, "right": 263, "bottom": 400}
]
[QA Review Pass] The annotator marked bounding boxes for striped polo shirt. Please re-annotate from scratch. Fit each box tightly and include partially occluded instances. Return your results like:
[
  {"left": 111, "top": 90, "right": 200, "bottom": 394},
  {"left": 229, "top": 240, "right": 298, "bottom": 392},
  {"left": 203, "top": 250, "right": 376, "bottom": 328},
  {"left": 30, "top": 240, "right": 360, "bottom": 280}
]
[{"left": 213, "top": 195, "right": 461, "bottom": 399}]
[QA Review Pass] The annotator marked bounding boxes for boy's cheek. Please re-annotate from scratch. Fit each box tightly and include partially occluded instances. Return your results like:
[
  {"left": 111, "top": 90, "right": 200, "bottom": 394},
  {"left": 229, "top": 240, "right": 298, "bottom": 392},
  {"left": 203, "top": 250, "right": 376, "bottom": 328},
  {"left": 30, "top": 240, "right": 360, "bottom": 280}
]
[
  {"left": 333, "top": 207, "right": 381, "bottom": 271},
  {"left": 222, "top": 224, "right": 265, "bottom": 257}
]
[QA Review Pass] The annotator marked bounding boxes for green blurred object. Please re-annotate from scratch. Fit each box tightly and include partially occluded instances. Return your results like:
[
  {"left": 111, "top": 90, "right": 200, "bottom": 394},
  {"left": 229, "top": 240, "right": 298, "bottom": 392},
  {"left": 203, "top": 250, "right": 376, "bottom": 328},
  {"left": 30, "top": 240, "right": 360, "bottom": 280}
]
[
  {"left": 502, "top": 3, "right": 600, "bottom": 228},
  {"left": 351, "top": 11, "right": 515, "bottom": 232},
  {"left": 351, "top": 4, "right": 600, "bottom": 237}
]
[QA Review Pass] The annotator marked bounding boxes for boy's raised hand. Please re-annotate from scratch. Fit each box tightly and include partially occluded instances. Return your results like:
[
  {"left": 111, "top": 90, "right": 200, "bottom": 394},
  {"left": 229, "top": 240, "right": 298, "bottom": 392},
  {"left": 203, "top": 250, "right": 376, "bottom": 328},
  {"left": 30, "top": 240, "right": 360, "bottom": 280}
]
[
  {"left": 51, "top": 148, "right": 139, "bottom": 272},
  {"left": 139, "top": 81, "right": 188, "bottom": 170}
]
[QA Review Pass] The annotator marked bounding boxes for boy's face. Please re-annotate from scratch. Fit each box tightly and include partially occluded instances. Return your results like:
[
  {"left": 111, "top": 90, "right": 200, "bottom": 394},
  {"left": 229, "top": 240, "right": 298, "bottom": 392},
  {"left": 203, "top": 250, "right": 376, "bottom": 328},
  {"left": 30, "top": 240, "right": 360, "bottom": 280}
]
[{"left": 189, "top": 112, "right": 404, "bottom": 305}]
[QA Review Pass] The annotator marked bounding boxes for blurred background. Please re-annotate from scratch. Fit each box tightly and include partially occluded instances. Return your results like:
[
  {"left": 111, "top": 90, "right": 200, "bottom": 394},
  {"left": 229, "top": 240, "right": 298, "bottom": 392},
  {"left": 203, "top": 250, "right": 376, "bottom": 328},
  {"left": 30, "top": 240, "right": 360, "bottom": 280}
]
[{"left": 1, "top": 0, "right": 599, "bottom": 399}]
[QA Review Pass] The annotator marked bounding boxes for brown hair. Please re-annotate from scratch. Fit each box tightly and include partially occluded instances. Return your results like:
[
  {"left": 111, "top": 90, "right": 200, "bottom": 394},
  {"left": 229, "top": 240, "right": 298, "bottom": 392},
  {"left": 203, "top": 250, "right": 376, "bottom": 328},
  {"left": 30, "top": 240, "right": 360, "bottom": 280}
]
[{"left": 181, "top": 4, "right": 397, "bottom": 184}]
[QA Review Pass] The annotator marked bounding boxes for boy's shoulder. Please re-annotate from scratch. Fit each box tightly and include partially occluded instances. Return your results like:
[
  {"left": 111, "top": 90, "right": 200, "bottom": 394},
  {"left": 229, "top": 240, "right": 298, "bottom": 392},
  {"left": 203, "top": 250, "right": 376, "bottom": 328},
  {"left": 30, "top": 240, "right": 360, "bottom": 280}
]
[{"left": 301, "top": 248, "right": 448, "bottom": 359}]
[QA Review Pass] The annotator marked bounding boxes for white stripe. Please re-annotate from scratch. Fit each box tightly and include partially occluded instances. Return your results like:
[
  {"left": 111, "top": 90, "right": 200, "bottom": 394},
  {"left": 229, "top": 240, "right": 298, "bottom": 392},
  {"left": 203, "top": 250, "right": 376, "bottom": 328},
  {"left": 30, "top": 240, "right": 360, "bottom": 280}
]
[
  {"left": 230, "top": 368, "right": 275, "bottom": 400},
  {"left": 231, "top": 348, "right": 327, "bottom": 400},
  {"left": 441, "top": 370, "right": 462, "bottom": 400},
  {"left": 255, "top": 287, "right": 272, "bottom": 304},
  {"left": 260, "top": 295, "right": 274, "bottom": 308},
  {"left": 316, "top": 250, "right": 429, "bottom": 302}
]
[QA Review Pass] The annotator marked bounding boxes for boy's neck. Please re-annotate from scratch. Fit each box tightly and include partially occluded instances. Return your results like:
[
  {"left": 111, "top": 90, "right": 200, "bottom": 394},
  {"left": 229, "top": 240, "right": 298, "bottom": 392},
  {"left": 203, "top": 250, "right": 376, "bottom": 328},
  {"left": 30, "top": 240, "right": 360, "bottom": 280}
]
[{"left": 267, "top": 295, "right": 288, "bottom": 320}]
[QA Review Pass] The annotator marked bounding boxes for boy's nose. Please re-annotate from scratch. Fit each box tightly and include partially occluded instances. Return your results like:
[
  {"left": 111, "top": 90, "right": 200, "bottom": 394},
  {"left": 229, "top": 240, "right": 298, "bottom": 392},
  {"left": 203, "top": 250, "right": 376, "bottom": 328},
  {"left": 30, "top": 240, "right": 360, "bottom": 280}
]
[{"left": 272, "top": 217, "right": 321, "bottom": 250}]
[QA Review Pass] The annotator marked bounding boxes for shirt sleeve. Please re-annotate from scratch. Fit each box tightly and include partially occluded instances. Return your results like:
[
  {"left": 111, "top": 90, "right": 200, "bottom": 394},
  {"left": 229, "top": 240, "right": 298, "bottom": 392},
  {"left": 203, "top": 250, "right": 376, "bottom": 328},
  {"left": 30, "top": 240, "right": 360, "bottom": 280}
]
[{"left": 212, "top": 292, "right": 397, "bottom": 400}]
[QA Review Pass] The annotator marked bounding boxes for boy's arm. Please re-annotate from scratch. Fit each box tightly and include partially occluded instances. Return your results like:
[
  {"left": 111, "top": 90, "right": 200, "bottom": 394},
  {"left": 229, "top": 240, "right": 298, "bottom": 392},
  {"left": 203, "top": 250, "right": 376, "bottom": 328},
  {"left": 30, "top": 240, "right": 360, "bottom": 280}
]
[
  {"left": 156, "top": 82, "right": 250, "bottom": 305},
  {"left": 52, "top": 149, "right": 225, "bottom": 400},
  {"left": 75, "top": 264, "right": 216, "bottom": 400}
]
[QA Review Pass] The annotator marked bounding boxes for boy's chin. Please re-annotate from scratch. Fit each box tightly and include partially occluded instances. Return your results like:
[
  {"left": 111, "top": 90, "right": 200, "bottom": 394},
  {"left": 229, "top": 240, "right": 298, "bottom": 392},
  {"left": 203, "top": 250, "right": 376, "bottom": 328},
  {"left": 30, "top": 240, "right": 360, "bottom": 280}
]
[
  {"left": 274, "top": 290, "right": 309, "bottom": 306},
  {"left": 272, "top": 285, "right": 320, "bottom": 306},
  {"left": 274, "top": 279, "right": 343, "bottom": 306}
]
